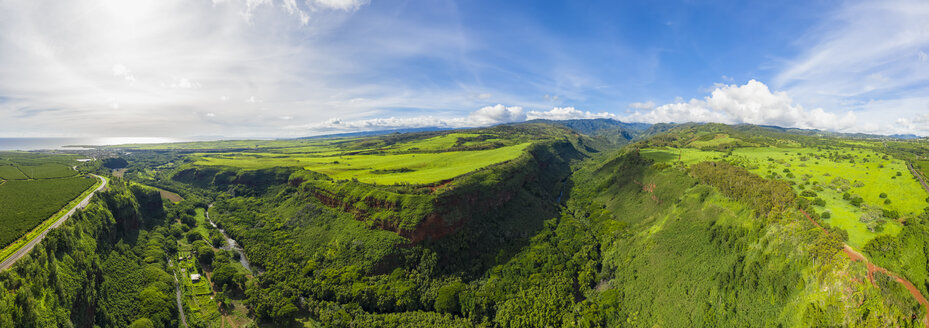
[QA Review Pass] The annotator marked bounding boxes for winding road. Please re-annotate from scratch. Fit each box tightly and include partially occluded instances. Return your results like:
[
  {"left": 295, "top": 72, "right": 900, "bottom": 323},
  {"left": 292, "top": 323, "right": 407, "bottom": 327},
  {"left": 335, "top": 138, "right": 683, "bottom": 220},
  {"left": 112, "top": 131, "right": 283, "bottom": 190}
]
[
  {"left": 800, "top": 209, "right": 929, "bottom": 327},
  {"left": 0, "top": 174, "right": 107, "bottom": 271},
  {"left": 907, "top": 162, "right": 929, "bottom": 195}
]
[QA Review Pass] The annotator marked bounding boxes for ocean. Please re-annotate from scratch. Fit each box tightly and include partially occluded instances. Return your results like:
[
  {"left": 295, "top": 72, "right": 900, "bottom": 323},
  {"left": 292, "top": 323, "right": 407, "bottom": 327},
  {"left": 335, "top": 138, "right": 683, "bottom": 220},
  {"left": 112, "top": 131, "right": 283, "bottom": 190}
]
[{"left": 0, "top": 137, "right": 181, "bottom": 151}]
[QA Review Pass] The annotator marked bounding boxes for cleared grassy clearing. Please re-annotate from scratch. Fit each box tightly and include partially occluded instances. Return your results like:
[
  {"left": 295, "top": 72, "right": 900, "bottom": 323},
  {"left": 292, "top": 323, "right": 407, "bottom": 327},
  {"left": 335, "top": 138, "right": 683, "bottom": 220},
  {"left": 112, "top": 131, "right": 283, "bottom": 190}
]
[
  {"left": 194, "top": 142, "right": 531, "bottom": 185},
  {"left": 642, "top": 146, "right": 928, "bottom": 248},
  {"left": 688, "top": 133, "right": 740, "bottom": 148},
  {"left": 391, "top": 133, "right": 483, "bottom": 152}
]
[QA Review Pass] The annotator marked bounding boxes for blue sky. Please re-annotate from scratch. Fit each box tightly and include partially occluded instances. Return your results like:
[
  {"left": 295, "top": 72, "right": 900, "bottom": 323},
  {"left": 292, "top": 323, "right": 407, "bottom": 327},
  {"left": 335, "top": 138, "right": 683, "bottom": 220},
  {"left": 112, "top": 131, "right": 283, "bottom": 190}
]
[{"left": 0, "top": 0, "right": 927, "bottom": 137}]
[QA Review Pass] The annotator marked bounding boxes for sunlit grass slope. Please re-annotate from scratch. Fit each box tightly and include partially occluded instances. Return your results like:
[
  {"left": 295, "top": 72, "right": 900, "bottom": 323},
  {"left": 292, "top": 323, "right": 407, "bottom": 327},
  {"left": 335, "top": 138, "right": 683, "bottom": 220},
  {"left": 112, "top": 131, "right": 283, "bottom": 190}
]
[
  {"left": 194, "top": 142, "right": 531, "bottom": 185},
  {"left": 642, "top": 146, "right": 928, "bottom": 248}
]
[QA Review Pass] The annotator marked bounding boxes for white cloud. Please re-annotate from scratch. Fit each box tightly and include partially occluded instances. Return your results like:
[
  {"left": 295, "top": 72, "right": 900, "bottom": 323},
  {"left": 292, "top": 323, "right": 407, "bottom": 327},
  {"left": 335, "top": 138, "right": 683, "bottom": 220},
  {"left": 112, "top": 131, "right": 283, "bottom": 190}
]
[
  {"left": 170, "top": 78, "right": 200, "bottom": 89},
  {"left": 468, "top": 104, "right": 526, "bottom": 125},
  {"left": 895, "top": 114, "right": 929, "bottom": 135},
  {"left": 312, "top": 0, "right": 369, "bottom": 11},
  {"left": 111, "top": 64, "right": 136, "bottom": 84},
  {"left": 297, "top": 104, "right": 624, "bottom": 134},
  {"left": 304, "top": 116, "right": 452, "bottom": 132},
  {"left": 477, "top": 93, "right": 492, "bottom": 99},
  {"left": 625, "top": 80, "right": 857, "bottom": 131},
  {"left": 774, "top": 0, "right": 929, "bottom": 106},
  {"left": 527, "top": 107, "right": 615, "bottom": 120},
  {"left": 0, "top": 0, "right": 384, "bottom": 137},
  {"left": 628, "top": 101, "right": 655, "bottom": 110}
]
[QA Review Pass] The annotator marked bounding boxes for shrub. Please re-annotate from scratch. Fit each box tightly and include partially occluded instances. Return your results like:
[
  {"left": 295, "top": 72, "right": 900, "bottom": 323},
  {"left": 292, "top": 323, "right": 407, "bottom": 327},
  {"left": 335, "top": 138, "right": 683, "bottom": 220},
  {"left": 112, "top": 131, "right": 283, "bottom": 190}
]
[
  {"left": 849, "top": 196, "right": 864, "bottom": 207},
  {"left": 879, "top": 192, "right": 887, "bottom": 199}
]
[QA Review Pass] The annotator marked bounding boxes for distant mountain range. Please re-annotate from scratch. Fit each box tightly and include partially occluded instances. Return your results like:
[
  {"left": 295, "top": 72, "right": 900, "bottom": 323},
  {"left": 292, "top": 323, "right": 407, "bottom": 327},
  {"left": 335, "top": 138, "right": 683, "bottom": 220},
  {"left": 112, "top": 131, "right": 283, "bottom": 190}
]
[{"left": 296, "top": 119, "right": 922, "bottom": 141}]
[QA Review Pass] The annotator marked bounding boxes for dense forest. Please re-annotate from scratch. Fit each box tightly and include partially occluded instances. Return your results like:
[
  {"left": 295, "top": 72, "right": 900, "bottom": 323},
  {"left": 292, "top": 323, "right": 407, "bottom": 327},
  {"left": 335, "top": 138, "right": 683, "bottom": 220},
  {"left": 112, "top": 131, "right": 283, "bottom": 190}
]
[{"left": 1, "top": 122, "right": 928, "bottom": 327}]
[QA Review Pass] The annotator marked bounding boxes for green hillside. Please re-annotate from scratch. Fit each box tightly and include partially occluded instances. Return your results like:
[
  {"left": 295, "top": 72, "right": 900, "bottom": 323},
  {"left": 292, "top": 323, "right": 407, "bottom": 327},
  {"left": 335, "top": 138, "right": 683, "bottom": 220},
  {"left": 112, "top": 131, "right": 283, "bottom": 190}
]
[{"left": 1, "top": 121, "right": 928, "bottom": 327}]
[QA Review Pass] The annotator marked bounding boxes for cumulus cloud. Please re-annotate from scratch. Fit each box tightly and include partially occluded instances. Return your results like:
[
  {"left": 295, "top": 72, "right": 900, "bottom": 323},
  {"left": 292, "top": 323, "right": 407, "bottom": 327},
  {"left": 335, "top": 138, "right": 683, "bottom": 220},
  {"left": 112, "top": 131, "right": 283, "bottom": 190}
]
[
  {"left": 895, "top": 114, "right": 929, "bottom": 135},
  {"left": 468, "top": 104, "right": 526, "bottom": 125},
  {"left": 527, "top": 107, "right": 616, "bottom": 120},
  {"left": 305, "top": 116, "right": 452, "bottom": 132},
  {"left": 625, "top": 80, "right": 857, "bottom": 131},
  {"left": 313, "top": 0, "right": 369, "bottom": 11},
  {"left": 298, "top": 104, "right": 624, "bottom": 134},
  {"left": 628, "top": 101, "right": 655, "bottom": 110}
]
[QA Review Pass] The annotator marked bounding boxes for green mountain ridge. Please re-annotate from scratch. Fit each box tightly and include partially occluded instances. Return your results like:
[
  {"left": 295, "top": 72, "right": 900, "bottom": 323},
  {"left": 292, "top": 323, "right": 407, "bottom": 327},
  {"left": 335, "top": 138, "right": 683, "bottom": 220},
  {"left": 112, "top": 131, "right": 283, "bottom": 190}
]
[{"left": 1, "top": 120, "right": 928, "bottom": 327}]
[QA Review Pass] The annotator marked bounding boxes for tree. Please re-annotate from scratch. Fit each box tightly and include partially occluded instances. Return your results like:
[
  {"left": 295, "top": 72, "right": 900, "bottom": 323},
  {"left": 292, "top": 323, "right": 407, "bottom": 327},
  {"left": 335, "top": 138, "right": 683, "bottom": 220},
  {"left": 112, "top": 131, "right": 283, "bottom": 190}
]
[
  {"left": 185, "top": 230, "right": 201, "bottom": 243},
  {"left": 212, "top": 264, "right": 238, "bottom": 291},
  {"left": 198, "top": 246, "right": 215, "bottom": 266},
  {"left": 435, "top": 282, "right": 465, "bottom": 314},
  {"left": 129, "top": 318, "right": 155, "bottom": 328}
]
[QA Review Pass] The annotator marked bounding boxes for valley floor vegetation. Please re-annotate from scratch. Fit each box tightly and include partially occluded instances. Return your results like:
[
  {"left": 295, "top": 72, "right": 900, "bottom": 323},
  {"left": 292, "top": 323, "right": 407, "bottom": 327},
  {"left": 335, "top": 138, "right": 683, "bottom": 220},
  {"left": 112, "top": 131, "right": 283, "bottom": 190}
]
[{"left": 1, "top": 121, "right": 929, "bottom": 327}]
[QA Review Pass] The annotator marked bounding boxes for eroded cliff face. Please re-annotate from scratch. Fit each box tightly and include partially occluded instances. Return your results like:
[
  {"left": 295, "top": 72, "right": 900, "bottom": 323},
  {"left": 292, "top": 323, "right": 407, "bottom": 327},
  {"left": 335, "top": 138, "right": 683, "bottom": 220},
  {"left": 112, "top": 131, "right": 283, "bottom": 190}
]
[
  {"left": 304, "top": 139, "right": 584, "bottom": 244},
  {"left": 309, "top": 184, "right": 519, "bottom": 243}
]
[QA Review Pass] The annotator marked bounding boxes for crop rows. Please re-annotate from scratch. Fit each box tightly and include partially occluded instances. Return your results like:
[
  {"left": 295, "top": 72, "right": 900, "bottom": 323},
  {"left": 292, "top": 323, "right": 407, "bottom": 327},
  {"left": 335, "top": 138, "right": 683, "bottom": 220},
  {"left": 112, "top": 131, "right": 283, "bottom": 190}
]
[{"left": 0, "top": 176, "right": 96, "bottom": 248}]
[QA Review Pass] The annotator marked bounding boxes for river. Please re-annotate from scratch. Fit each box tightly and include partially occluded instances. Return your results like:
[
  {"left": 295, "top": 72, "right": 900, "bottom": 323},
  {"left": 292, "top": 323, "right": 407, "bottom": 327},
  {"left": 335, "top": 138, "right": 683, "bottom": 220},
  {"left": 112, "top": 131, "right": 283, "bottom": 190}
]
[{"left": 205, "top": 205, "right": 264, "bottom": 274}]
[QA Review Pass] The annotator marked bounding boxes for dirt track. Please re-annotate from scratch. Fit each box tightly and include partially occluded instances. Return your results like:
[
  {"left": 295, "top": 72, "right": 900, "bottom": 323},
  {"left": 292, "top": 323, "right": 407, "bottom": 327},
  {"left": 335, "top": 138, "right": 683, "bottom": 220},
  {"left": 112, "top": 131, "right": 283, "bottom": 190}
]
[{"left": 801, "top": 209, "right": 929, "bottom": 327}]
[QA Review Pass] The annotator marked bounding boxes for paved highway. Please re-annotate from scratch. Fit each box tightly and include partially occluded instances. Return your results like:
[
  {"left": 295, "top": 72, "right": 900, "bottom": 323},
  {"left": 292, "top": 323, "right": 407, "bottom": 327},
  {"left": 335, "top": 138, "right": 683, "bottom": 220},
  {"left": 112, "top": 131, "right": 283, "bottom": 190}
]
[{"left": 0, "top": 174, "right": 107, "bottom": 271}]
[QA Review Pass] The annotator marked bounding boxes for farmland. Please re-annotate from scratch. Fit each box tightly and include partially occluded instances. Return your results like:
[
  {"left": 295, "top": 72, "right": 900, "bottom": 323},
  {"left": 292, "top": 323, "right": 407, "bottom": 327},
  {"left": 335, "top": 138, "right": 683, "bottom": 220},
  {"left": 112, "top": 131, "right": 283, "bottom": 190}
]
[
  {"left": 0, "top": 151, "right": 85, "bottom": 179},
  {"left": 0, "top": 176, "right": 97, "bottom": 248},
  {"left": 641, "top": 144, "right": 929, "bottom": 248},
  {"left": 193, "top": 142, "right": 531, "bottom": 185},
  {"left": 0, "top": 152, "right": 98, "bottom": 250},
  {"left": 127, "top": 128, "right": 552, "bottom": 185}
]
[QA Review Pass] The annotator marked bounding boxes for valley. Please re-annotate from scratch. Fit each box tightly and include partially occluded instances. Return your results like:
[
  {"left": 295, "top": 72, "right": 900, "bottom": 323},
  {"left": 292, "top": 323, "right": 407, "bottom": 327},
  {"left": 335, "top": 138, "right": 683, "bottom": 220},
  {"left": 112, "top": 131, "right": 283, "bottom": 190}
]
[{"left": 0, "top": 121, "right": 927, "bottom": 327}]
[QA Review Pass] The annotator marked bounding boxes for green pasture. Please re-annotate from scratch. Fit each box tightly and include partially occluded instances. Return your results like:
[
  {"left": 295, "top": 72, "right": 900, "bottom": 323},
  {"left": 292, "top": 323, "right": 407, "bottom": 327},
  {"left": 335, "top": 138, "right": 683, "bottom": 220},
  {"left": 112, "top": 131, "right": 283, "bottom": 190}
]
[
  {"left": 194, "top": 142, "right": 531, "bottom": 185},
  {"left": 688, "top": 133, "right": 741, "bottom": 148},
  {"left": 643, "top": 146, "right": 929, "bottom": 247}
]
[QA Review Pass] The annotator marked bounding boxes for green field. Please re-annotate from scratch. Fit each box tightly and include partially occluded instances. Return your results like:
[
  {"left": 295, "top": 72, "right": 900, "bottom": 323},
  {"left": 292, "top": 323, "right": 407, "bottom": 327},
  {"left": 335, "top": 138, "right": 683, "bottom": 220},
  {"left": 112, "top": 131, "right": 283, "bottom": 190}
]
[
  {"left": 17, "top": 163, "right": 76, "bottom": 179},
  {"left": 687, "top": 133, "right": 744, "bottom": 148},
  {"left": 917, "top": 160, "right": 929, "bottom": 179},
  {"left": 643, "top": 146, "right": 929, "bottom": 248},
  {"left": 0, "top": 176, "right": 97, "bottom": 248},
  {"left": 0, "top": 165, "right": 27, "bottom": 180},
  {"left": 192, "top": 141, "right": 531, "bottom": 185},
  {"left": 0, "top": 152, "right": 81, "bottom": 179}
]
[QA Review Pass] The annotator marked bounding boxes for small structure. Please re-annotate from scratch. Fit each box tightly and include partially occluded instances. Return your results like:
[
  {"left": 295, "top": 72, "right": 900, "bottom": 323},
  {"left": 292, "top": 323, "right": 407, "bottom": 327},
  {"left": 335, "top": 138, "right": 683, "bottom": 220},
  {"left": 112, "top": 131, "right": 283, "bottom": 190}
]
[{"left": 190, "top": 273, "right": 201, "bottom": 282}]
